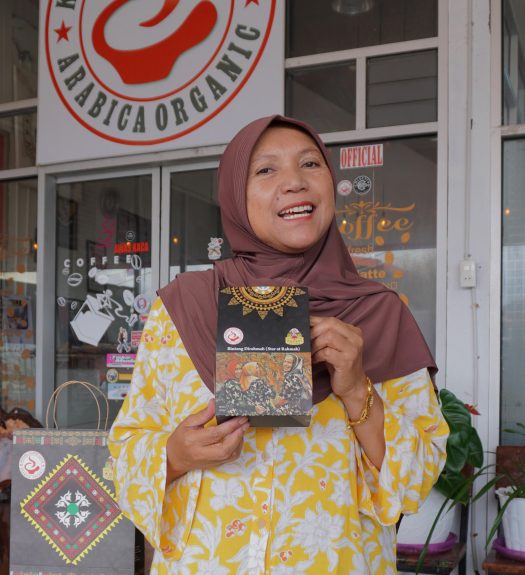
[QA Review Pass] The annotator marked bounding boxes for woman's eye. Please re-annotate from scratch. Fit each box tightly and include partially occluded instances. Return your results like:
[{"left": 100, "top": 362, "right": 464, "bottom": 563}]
[
  {"left": 303, "top": 160, "right": 320, "bottom": 168},
  {"left": 255, "top": 166, "right": 273, "bottom": 175}
]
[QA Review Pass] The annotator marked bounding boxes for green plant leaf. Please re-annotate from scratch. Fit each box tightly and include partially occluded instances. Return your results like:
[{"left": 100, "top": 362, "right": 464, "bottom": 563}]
[
  {"left": 470, "top": 475, "right": 502, "bottom": 502},
  {"left": 439, "top": 389, "right": 471, "bottom": 432},
  {"left": 445, "top": 429, "right": 470, "bottom": 473},
  {"left": 465, "top": 427, "right": 484, "bottom": 468},
  {"left": 435, "top": 472, "right": 470, "bottom": 504}
]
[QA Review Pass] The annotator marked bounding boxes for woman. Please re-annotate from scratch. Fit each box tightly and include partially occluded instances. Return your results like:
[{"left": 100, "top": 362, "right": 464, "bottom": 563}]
[
  {"left": 109, "top": 115, "right": 448, "bottom": 574},
  {"left": 277, "top": 353, "right": 312, "bottom": 414},
  {"left": 215, "top": 360, "right": 246, "bottom": 416},
  {"left": 239, "top": 361, "right": 276, "bottom": 415}
]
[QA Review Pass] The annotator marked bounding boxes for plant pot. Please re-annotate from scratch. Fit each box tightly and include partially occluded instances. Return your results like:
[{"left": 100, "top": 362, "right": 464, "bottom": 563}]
[
  {"left": 496, "top": 487, "right": 525, "bottom": 552},
  {"left": 397, "top": 488, "right": 460, "bottom": 545}
]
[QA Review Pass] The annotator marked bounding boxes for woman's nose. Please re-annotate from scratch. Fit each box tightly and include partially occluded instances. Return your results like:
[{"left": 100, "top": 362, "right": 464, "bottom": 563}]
[{"left": 279, "top": 166, "right": 307, "bottom": 193}]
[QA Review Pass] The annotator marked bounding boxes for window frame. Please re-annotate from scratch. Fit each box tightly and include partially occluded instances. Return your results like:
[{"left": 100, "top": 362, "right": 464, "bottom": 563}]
[
  {"left": 0, "top": 98, "right": 37, "bottom": 179},
  {"left": 285, "top": 0, "right": 448, "bottom": 384},
  {"left": 490, "top": 0, "right": 525, "bottom": 449}
]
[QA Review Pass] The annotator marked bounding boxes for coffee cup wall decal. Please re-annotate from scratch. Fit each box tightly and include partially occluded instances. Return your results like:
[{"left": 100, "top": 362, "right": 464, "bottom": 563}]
[{"left": 92, "top": 0, "right": 218, "bottom": 85}]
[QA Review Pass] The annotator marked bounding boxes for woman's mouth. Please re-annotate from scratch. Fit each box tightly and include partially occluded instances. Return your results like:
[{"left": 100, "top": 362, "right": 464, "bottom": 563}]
[{"left": 278, "top": 203, "right": 314, "bottom": 220}]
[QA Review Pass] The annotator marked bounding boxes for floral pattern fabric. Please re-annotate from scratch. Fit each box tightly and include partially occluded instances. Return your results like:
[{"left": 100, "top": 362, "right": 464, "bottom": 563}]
[{"left": 108, "top": 298, "right": 449, "bottom": 575}]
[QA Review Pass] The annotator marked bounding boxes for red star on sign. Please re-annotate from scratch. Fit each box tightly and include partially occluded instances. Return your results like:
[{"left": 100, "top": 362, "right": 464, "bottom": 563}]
[
  {"left": 54, "top": 21, "right": 72, "bottom": 42},
  {"left": 245, "top": 0, "right": 259, "bottom": 5}
]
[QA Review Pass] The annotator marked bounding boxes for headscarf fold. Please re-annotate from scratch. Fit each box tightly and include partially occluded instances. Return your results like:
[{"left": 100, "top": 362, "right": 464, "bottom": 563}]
[{"left": 159, "top": 115, "right": 437, "bottom": 404}]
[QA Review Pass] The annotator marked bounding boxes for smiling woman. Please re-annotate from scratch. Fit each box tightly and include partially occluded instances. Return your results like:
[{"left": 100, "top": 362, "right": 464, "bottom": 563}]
[
  {"left": 246, "top": 124, "right": 335, "bottom": 253},
  {"left": 109, "top": 115, "right": 448, "bottom": 575}
]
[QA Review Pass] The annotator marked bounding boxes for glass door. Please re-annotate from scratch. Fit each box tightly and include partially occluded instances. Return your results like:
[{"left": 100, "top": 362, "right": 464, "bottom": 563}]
[
  {"left": 328, "top": 136, "right": 437, "bottom": 352},
  {"left": 160, "top": 163, "right": 225, "bottom": 286},
  {"left": 0, "top": 178, "right": 38, "bottom": 414},
  {"left": 54, "top": 169, "right": 159, "bottom": 427}
]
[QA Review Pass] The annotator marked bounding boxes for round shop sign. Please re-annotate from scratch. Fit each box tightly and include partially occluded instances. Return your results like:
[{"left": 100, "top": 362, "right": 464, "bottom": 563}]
[
  {"left": 337, "top": 179, "right": 353, "bottom": 196},
  {"left": 106, "top": 368, "right": 119, "bottom": 383},
  {"left": 45, "top": 0, "right": 277, "bottom": 145},
  {"left": 19, "top": 451, "right": 46, "bottom": 480},
  {"left": 133, "top": 294, "right": 150, "bottom": 314},
  {"left": 353, "top": 175, "right": 372, "bottom": 195}
]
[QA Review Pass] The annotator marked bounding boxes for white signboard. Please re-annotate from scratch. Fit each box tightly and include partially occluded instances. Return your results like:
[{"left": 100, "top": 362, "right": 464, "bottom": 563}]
[{"left": 38, "top": 0, "right": 284, "bottom": 164}]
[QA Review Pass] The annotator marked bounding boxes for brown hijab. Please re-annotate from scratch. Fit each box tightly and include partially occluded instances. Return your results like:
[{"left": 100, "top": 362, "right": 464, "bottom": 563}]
[{"left": 159, "top": 115, "right": 437, "bottom": 404}]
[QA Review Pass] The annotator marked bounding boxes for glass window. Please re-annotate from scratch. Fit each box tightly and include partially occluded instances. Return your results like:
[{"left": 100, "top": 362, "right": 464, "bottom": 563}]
[
  {"left": 329, "top": 136, "right": 437, "bottom": 352},
  {"left": 367, "top": 50, "right": 437, "bottom": 128},
  {"left": 169, "top": 169, "right": 229, "bottom": 280},
  {"left": 0, "top": 0, "right": 38, "bottom": 103},
  {"left": 0, "top": 112, "right": 37, "bottom": 170},
  {"left": 503, "top": 0, "right": 525, "bottom": 124},
  {"left": 286, "top": 0, "right": 438, "bottom": 58},
  {"left": 55, "top": 175, "right": 153, "bottom": 428},
  {"left": 0, "top": 178, "right": 38, "bottom": 413},
  {"left": 501, "top": 139, "right": 525, "bottom": 444},
  {"left": 286, "top": 62, "right": 356, "bottom": 134}
]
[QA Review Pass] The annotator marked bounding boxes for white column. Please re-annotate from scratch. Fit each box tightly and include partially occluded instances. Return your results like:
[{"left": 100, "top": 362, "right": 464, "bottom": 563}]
[{"left": 446, "top": 0, "right": 495, "bottom": 571}]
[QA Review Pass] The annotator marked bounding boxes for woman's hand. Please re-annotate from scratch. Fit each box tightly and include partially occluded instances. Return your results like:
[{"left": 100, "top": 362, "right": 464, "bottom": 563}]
[
  {"left": 311, "top": 315, "right": 385, "bottom": 469},
  {"left": 310, "top": 316, "right": 367, "bottom": 400},
  {"left": 166, "top": 399, "right": 249, "bottom": 484}
]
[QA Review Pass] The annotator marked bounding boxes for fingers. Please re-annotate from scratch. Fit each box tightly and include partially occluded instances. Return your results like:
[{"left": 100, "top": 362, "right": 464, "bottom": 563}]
[
  {"left": 168, "top": 401, "right": 250, "bottom": 474},
  {"left": 181, "top": 399, "right": 216, "bottom": 428},
  {"left": 202, "top": 422, "right": 249, "bottom": 465},
  {"left": 199, "top": 415, "right": 249, "bottom": 446},
  {"left": 310, "top": 316, "right": 364, "bottom": 371},
  {"left": 311, "top": 318, "right": 362, "bottom": 355},
  {"left": 310, "top": 315, "right": 362, "bottom": 339}
]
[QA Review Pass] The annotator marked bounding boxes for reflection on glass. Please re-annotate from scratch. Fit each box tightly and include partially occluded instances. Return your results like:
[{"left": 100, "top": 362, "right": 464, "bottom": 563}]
[
  {"left": 286, "top": 0, "right": 437, "bottom": 58},
  {"left": 0, "top": 0, "right": 38, "bottom": 104},
  {"left": 286, "top": 62, "right": 356, "bottom": 134},
  {"left": 0, "top": 113, "right": 37, "bottom": 170},
  {"left": 55, "top": 176, "right": 152, "bottom": 428},
  {"left": 0, "top": 178, "right": 38, "bottom": 413},
  {"left": 502, "top": 0, "right": 525, "bottom": 124},
  {"left": 367, "top": 50, "right": 437, "bottom": 128},
  {"left": 501, "top": 139, "right": 525, "bottom": 444},
  {"left": 169, "top": 169, "right": 227, "bottom": 280},
  {"left": 329, "top": 137, "right": 437, "bottom": 352}
]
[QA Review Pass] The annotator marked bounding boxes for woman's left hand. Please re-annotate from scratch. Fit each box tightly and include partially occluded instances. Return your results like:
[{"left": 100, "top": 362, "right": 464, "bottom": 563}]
[{"left": 310, "top": 316, "right": 367, "bottom": 400}]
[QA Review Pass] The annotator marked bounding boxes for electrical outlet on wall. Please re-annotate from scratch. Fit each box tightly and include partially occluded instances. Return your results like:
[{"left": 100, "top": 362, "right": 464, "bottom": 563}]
[{"left": 460, "top": 259, "right": 476, "bottom": 288}]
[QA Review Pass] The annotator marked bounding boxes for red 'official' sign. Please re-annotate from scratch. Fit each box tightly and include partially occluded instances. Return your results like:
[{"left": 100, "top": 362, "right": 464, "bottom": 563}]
[{"left": 340, "top": 144, "right": 384, "bottom": 169}]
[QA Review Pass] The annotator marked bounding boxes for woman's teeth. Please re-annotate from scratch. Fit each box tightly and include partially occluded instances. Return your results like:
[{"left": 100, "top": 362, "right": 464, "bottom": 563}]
[{"left": 279, "top": 205, "right": 313, "bottom": 219}]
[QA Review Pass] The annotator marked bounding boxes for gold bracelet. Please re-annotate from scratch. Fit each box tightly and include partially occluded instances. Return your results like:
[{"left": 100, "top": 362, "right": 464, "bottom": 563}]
[{"left": 346, "top": 377, "right": 374, "bottom": 428}]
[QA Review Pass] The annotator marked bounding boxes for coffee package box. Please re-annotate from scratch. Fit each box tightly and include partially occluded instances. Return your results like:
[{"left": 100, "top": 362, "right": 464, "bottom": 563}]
[{"left": 215, "top": 286, "right": 312, "bottom": 427}]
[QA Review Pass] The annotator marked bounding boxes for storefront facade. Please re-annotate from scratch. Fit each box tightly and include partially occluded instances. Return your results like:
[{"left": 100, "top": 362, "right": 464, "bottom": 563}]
[{"left": 0, "top": 0, "right": 524, "bottom": 569}]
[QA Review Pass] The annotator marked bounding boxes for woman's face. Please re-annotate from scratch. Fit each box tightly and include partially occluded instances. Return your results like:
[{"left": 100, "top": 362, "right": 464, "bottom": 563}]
[
  {"left": 246, "top": 126, "right": 335, "bottom": 254},
  {"left": 282, "top": 355, "right": 294, "bottom": 372}
]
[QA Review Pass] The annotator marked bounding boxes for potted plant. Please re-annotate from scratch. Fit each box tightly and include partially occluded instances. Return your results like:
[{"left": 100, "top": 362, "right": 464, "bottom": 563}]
[
  {"left": 479, "top": 424, "right": 525, "bottom": 556},
  {"left": 397, "top": 389, "right": 484, "bottom": 565}
]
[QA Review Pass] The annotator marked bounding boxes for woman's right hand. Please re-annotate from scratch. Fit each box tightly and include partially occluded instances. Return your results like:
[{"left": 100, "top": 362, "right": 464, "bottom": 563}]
[{"left": 166, "top": 399, "right": 249, "bottom": 484}]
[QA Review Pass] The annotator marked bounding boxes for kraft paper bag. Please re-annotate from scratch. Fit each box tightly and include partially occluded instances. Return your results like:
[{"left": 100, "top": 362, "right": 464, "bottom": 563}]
[{"left": 9, "top": 381, "right": 135, "bottom": 575}]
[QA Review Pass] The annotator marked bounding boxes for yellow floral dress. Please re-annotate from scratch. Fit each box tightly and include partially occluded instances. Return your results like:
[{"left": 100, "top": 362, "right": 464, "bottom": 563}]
[{"left": 108, "top": 298, "right": 449, "bottom": 575}]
